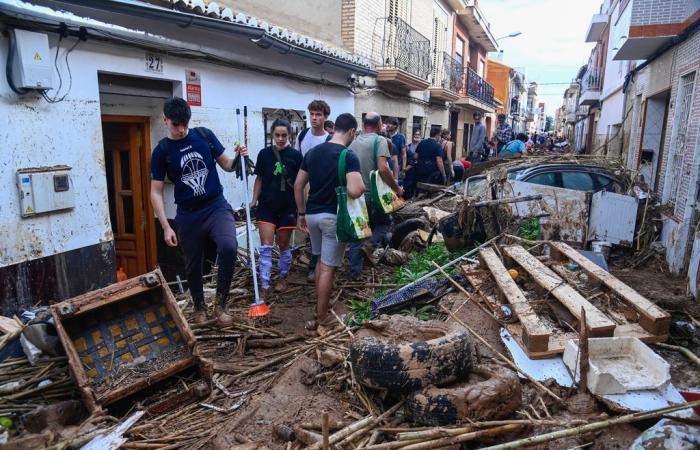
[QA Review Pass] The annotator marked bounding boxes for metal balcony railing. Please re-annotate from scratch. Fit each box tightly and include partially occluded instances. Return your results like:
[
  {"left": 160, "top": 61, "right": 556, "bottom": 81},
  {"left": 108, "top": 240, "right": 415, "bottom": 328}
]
[
  {"left": 462, "top": 67, "right": 496, "bottom": 106},
  {"left": 582, "top": 67, "right": 603, "bottom": 91},
  {"left": 432, "top": 52, "right": 464, "bottom": 92},
  {"left": 374, "top": 16, "right": 432, "bottom": 80}
]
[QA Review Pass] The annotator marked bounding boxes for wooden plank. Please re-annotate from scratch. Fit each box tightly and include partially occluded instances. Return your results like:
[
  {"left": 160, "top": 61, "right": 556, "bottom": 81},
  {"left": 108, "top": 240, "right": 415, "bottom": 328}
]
[
  {"left": 0, "top": 316, "right": 21, "bottom": 334},
  {"left": 549, "top": 242, "right": 671, "bottom": 335},
  {"left": 503, "top": 245, "right": 616, "bottom": 337},
  {"left": 479, "top": 248, "right": 550, "bottom": 352}
]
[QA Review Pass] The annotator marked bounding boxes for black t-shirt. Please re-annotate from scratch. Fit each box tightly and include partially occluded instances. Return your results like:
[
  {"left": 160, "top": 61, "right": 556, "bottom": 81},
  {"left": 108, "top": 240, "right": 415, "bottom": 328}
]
[
  {"left": 254, "top": 145, "right": 303, "bottom": 208},
  {"left": 151, "top": 128, "right": 225, "bottom": 205},
  {"left": 415, "top": 138, "right": 443, "bottom": 181},
  {"left": 301, "top": 142, "right": 361, "bottom": 215}
]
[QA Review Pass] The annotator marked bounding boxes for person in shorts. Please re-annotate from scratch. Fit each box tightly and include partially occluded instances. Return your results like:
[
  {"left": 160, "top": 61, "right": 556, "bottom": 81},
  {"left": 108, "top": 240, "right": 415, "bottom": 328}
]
[
  {"left": 252, "top": 118, "right": 303, "bottom": 297},
  {"left": 294, "top": 113, "right": 364, "bottom": 333}
]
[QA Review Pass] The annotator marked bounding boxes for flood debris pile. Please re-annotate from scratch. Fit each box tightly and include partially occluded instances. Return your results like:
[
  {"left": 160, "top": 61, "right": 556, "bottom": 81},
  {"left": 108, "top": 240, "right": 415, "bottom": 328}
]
[{"left": 1, "top": 180, "right": 699, "bottom": 449}]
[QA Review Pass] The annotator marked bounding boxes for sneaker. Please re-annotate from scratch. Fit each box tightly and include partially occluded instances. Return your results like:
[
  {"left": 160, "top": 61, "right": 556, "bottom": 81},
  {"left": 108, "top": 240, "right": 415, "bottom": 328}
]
[{"left": 274, "top": 278, "right": 288, "bottom": 292}]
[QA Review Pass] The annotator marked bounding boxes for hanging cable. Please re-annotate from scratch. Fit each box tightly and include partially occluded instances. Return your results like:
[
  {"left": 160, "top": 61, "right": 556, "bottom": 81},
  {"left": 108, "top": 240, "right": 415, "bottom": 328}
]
[{"left": 41, "top": 35, "right": 81, "bottom": 103}]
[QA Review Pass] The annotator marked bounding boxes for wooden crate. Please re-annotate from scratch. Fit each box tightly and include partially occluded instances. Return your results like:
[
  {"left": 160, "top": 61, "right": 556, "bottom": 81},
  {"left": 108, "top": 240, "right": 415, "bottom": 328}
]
[
  {"left": 52, "top": 269, "right": 197, "bottom": 413},
  {"left": 461, "top": 243, "right": 670, "bottom": 359}
]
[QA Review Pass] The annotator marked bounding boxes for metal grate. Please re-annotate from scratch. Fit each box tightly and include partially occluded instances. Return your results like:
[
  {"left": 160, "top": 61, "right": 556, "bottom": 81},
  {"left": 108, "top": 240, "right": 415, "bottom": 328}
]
[
  {"left": 374, "top": 16, "right": 432, "bottom": 80},
  {"left": 669, "top": 71, "right": 696, "bottom": 211}
]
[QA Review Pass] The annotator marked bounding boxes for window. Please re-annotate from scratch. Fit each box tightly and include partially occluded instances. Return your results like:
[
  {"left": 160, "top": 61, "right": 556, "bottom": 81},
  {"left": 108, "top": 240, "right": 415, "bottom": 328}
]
[
  {"left": 561, "top": 172, "right": 595, "bottom": 191},
  {"left": 455, "top": 36, "right": 464, "bottom": 69},
  {"left": 525, "top": 172, "right": 558, "bottom": 188},
  {"left": 387, "top": 0, "right": 408, "bottom": 21},
  {"left": 668, "top": 71, "right": 696, "bottom": 210},
  {"left": 478, "top": 59, "right": 485, "bottom": 78},
  {"left": 432, "top": 13, "right": 447, "bottom": 86}
]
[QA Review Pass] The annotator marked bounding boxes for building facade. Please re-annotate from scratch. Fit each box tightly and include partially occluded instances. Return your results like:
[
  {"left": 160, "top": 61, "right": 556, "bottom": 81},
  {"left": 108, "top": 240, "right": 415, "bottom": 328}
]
[{"left": 0, "top": 0, "right": 371, "bottom": 314}]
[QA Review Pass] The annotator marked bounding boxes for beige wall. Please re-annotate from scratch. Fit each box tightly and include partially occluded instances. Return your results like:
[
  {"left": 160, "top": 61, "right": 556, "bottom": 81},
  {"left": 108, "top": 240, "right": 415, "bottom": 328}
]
[{"left": 218, "top": 0, "right": 344, "bottom": 49}]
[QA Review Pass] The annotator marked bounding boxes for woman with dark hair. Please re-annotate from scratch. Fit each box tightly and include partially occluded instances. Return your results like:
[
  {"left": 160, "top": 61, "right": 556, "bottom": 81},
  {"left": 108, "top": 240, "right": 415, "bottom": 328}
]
[{"left": 252, "top": 118, "right": 303, "bottom": 296}]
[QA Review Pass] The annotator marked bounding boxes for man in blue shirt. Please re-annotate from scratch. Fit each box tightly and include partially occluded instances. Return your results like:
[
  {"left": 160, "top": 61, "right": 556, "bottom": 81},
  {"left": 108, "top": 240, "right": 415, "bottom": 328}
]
[
  {"left": 498, "top": 133, "right": 528, "bottom": 159},
  {"left": 150, "top": 97, "right": 247, "bottom": 326},
  {"left": 386, "top": 117, "right": 406, "bottom": 180},
  {"left": 414, "top": 127, "right": 447, "bottom": 189}
]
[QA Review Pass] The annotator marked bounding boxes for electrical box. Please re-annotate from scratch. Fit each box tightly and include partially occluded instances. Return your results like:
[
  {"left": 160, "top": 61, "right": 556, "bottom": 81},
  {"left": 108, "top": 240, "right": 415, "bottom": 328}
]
[
  {"left": 17, "top": 166, "right": 75, "bottom": 218},
  {"left": 10, "top": 29, "right": 53, "bottom": 90}
]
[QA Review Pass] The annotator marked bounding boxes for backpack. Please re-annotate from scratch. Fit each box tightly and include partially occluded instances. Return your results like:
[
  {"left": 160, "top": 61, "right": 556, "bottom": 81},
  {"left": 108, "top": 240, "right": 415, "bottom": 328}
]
[
  {"left": 158, "top": 127, "right": 218, "bottom": 183},
  {"left": 298, "top": 127, "right": 332, "bottom": 147}
]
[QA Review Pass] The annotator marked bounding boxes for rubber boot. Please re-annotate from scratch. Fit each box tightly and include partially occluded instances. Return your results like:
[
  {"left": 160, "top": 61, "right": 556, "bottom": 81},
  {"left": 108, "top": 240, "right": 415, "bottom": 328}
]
[
  {"left": 275, "top": 248, "right": 292, "bottom": 292},
  {"left": 214, "top": 292, "right": 234, "bottom": 328},
  {"left": 191, "top": 294, "right": 208, "bottom": 325},
  {"left": 307, "top": 254, "right": 318, "bottom": 283},
  {"left": 258, "top": 245, "right": 273, "bottom": 290}
]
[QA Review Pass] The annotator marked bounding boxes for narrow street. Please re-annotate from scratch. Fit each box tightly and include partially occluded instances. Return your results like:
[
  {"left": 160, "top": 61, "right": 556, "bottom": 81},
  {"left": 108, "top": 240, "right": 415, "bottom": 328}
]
[{"left": 1, "top": 0, "right": 700, "bottom": 449}]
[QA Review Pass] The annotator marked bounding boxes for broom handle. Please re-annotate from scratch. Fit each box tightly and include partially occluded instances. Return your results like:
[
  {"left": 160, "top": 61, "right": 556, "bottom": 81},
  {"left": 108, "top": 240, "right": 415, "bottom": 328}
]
[{"left": 237, "top": 108, "right": 261, "bottom": 305}]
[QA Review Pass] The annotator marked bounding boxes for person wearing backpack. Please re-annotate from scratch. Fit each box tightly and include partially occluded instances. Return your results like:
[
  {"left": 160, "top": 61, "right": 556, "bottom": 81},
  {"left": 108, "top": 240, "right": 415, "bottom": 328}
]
[
  {"left": 150, "top": 97, "right": 248, "bottom": 326},
  {"left": 297, "top": 100, "right": 333, "bottom": 282},
  {"left": 251, "top": 118, "right": 303, "bottom": 297},
  {"left": 294, "top": 113, "right": 364, "bottom": 334},
  {"left": 348, "top": 112, "right": 403, "bottom": 279}
]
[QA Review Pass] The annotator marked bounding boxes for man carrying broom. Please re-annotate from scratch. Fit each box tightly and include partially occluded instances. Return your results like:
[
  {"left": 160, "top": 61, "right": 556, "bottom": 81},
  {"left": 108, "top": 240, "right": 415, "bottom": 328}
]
[{"left": 150, "top": 97, "right": 248, "bottom": 326}]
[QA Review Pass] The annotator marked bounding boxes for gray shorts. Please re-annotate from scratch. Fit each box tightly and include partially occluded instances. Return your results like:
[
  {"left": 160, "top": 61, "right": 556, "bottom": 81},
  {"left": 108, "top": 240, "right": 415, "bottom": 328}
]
[{"left": 306, "top": 213, "right": 346, "bottom": 267}]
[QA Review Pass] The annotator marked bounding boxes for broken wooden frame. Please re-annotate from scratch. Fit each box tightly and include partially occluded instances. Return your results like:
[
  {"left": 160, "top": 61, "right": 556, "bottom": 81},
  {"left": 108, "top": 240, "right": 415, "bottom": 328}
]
[
  {"left": 462, "top": 242, "right": 670, "bottom": 359},
  {"left": 51, "top": 268, "right": 198, "bottom": 413}
]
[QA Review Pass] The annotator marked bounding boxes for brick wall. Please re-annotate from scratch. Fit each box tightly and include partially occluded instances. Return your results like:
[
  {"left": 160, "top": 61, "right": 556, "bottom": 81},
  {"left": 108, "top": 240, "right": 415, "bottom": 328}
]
[
  {"left": 353, "top": 0, "right": 387, "bottom": 62},
  {"left": 341, "top": 0, "right": 356, "bottom": 53},
  {"left": 630, "top": 0, "right": 690, "bottom": 26}
]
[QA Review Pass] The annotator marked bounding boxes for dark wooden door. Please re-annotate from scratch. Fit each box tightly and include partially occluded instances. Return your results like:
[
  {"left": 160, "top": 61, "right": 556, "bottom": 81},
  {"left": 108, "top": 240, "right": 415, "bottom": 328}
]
[{"left": 102, "top": 117, "right": 155, "bottom": 278}]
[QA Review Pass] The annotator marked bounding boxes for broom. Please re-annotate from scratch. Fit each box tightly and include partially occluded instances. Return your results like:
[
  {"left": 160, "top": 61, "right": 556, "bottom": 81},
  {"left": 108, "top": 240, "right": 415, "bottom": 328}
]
[{"left": 235, "top": 107, "right": 269, "bottom": 317}]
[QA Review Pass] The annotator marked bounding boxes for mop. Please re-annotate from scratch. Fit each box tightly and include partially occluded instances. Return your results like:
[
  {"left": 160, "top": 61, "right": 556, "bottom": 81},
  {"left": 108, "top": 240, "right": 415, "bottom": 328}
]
[{"left": 235, "top": 106, "right": 269, "bottom": 318}]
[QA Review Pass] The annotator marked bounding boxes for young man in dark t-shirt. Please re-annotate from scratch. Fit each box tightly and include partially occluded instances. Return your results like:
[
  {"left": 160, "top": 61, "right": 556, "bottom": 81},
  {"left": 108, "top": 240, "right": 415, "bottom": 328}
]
[
  {"left": 414, "top": 127, "right": 446, "bottom": 189},
  {"left": 252, "top": 118, "right": 303, "bottom": 296},
  {"left": 150, "top": 97, "right": 247, "bottom": 326},
  {"left": 294, "top": 113, "right": 364, "bottom": 334}
]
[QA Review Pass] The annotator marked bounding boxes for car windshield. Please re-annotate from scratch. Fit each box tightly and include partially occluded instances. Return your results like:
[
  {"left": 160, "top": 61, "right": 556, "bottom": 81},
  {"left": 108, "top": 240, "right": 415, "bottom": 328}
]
[{"left": 465, "top": 176, "right": 489, "bottom": 199}]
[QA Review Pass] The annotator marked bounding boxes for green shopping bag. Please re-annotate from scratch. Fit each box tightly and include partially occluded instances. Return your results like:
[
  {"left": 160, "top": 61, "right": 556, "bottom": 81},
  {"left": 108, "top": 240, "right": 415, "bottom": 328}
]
[
  {"left": 336, "top": 149, "right": 372, "bottom": 242},
  {"left": 369, "top": 136, "right": 405, "bottom": 214}
]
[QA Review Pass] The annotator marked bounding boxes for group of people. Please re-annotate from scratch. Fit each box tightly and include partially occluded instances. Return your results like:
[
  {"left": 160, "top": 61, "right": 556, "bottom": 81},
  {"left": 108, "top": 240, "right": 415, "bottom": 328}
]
[{"left": 149, "top": 96, "right": 545, "bottom": 333}]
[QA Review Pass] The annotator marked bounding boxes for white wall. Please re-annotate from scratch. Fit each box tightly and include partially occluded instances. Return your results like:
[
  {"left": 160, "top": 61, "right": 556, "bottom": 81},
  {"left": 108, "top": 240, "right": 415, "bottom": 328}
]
[{"left": 0, "top": 33, "right": 354, "bottom": 268}]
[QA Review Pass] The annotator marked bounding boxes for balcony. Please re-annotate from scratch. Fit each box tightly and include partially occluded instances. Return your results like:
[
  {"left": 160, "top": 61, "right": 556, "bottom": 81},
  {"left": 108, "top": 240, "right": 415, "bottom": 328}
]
[
  {"left": 373, "top": 16, "right": 432, "bottom": 91},
  {"left": 456, "top": 4, "right": 498, "bottom": 52},
  {"left": 585, "top": 13, "right": 608, "bottom": 42},
  {"left": 612, "top": 0, "right": 690, "bottom": 60},
  {"left": 429, "top": 52, "right": 463, "bottom": 102},
  {"left": 456, "top": 67, "right": 496, "bottom": 113},
  {"left": 579, "top": 67, "right": 603, "bottom": 106}
]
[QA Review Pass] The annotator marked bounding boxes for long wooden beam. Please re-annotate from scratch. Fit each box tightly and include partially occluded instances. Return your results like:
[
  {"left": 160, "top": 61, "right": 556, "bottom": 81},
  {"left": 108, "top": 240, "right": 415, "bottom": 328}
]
[
  {"left": 479, "top": 247, "right": 550, "bottom": 352},
  {"left": 503, "top": 245, "right": 616, "bottom": 337},
  {"left": 548, "top": 242, "right": 670, "bottom": 335}
]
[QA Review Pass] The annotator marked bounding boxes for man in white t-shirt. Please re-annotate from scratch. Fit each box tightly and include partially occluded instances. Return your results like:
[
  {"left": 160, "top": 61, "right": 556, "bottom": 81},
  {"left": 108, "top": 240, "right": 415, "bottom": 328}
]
[
  {"left": 297, "top": 100, "right": 331, "bottom": 155},
  {"left": 297, "top": 100, "right": 332, "bottom": 281}
]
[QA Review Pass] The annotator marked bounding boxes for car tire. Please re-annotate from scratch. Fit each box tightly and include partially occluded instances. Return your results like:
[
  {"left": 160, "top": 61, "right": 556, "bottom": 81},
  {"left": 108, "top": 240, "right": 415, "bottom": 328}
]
[
  {"left": 406, "top": 366, "right": 522, "bottom": 426},
  {"left": 349, "top": 328, "right": 473, "bottom": 392}
]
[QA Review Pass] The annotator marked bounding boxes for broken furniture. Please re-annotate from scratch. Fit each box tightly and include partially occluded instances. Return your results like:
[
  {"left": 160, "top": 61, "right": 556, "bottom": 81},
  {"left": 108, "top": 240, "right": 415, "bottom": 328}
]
[
  {"left": 463, "top": 241, "right": 671, "bottom": 359},
  {"left": 51, "top": 269, "right": 198, "bottom": 413}
]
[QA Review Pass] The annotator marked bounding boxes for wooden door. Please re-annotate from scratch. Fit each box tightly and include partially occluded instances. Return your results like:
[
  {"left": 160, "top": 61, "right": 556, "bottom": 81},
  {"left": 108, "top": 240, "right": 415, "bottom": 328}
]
[{"left": 102, "top": 116, "right": 156, "bottom": 278}]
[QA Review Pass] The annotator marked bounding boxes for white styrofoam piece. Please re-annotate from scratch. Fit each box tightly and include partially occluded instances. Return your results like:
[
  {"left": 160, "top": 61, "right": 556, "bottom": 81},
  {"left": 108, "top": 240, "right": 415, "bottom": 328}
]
[
  {"left": 563, "top": 337, "right": 670, "bottom": 395},
  {"left": 500, "top": 329, "right": 574, "bottom": 387},
  {"left": 602, "top": 383, "right": 695, "bottom": 418}
]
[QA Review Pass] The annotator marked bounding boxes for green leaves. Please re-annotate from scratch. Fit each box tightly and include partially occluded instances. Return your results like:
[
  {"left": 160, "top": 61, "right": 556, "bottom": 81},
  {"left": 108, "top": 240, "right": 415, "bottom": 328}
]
[{"left": 517, "top": 218, "right": 541, "bottom": 241}]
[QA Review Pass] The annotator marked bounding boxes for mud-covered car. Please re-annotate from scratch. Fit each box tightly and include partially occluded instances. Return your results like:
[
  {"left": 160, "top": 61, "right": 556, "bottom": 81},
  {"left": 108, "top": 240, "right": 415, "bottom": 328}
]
[{"left": 464, "top": 163, "right": 625, "bottom": 199}]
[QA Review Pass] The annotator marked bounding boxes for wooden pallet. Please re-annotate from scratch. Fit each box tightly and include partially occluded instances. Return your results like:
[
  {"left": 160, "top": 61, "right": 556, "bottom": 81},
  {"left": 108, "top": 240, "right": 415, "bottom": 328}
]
[{"left": 461, "top": 244, "right": 669, "bottom": 359}]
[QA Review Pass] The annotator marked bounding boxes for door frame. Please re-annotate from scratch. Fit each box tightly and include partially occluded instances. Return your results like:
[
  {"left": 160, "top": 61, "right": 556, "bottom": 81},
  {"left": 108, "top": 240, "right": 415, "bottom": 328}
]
[{"left": 101, "top": 114, "right": 157, "bottom": 273}]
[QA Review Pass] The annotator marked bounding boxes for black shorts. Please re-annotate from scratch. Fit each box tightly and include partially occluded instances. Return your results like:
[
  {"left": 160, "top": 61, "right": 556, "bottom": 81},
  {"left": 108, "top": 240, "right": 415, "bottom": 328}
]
[{"left": 256, "top": 202, "right": 297, "bottom": 230}]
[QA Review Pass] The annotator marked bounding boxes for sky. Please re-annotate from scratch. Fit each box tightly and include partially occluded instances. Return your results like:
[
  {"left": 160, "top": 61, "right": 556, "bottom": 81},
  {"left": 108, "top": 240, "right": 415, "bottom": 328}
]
[{"left": 478, "top": 0, "right": 602, "bottom": 117}]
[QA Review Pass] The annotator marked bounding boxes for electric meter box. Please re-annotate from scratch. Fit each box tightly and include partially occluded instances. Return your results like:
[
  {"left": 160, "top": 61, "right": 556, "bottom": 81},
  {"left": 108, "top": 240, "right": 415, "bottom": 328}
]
[
  {"left": 17, "top": 166, "right": 75, "bottom": 218},
  {"left": 11, "top": 29, "right": 53, "bottom": 90}
]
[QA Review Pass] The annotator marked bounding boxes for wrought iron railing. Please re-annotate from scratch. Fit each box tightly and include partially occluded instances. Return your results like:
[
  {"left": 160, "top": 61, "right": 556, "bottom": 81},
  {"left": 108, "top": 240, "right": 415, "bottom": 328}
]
[
  {"left": 582, "top": 67, "right": 603, "bottom": 91},
  {"left": 432, "top": 52, "right": 463, "bottom": 92},
  {"left": 462, "top": 67, "right": 496, "bottom": 106},
  {"left": 374, "top": 16, "right": 432, "bottom": 80}
]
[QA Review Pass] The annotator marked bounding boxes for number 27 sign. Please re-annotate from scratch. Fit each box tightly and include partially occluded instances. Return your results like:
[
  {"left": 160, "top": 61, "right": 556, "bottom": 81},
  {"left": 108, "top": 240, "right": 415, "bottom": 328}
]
[{"left": 145, "top": 53, "right": 163, "bottom": 73}]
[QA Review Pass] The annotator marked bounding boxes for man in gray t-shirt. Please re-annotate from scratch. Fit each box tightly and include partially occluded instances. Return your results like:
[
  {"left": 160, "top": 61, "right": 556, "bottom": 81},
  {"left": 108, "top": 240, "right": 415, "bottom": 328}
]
[{"left": 347, "top": 112, "right": 403, "bottom": 279}]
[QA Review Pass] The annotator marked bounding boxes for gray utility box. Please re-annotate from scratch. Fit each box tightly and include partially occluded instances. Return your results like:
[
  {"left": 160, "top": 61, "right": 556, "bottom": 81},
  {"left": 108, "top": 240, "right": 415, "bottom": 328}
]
[
  {"left": 10, "top": 29, "right": 53, "bottom": 90},
  {"left": 17, "top": 166, "right": 75, "bottom": 218}
]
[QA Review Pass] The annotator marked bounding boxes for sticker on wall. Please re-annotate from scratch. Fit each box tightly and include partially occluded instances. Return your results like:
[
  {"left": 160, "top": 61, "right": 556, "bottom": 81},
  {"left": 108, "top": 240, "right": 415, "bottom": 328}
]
[{"left": 186, "top": 70, "right": 202, "bottom": 107}]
